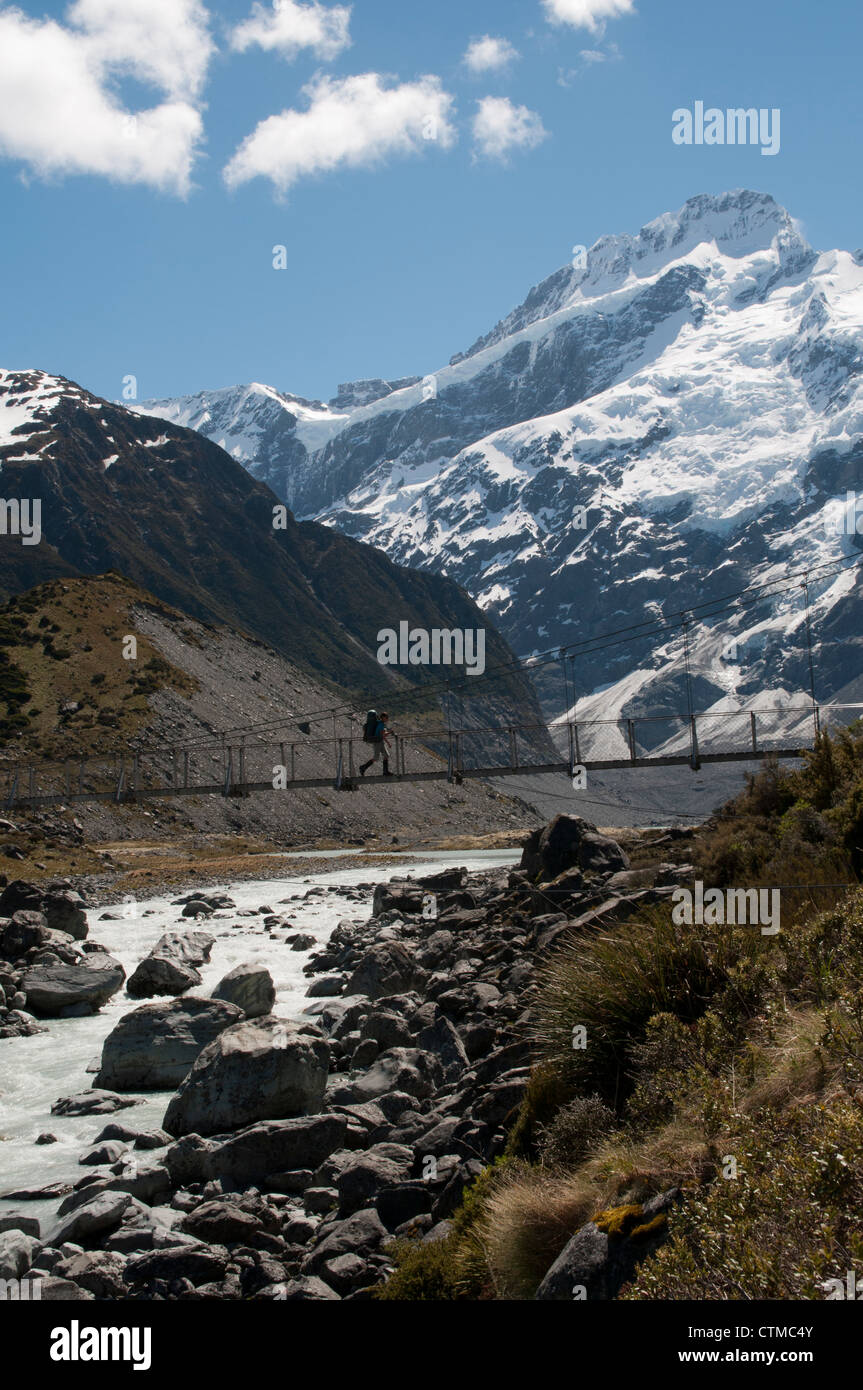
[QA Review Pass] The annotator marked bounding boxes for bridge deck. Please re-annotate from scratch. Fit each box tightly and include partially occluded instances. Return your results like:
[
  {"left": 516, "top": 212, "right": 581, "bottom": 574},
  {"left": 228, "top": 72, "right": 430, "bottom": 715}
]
[{"left": 2, "top": 744, "right": 810, "bottom": 811}]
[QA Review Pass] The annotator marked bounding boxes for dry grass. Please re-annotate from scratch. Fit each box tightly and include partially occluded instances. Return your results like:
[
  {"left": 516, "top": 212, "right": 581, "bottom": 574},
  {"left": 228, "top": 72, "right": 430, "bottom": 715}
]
[{"left": 480, "top": 1118, "right": 712, "bottom": 1299}]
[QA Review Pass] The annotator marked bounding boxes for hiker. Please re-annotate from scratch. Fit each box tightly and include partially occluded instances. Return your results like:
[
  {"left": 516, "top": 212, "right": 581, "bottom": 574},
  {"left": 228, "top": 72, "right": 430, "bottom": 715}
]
[{"left": 360, "top": 710, "right": 392, "bottom": 777}]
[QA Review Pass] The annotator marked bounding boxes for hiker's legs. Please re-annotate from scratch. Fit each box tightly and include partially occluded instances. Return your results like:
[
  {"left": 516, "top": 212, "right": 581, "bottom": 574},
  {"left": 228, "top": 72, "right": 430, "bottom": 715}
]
[{"left": 361, "top": 741, "right": 384, "bottom": 776}]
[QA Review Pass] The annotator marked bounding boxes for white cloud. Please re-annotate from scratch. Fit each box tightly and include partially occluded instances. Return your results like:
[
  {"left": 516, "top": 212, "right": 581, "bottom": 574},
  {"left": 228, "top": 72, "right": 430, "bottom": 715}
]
[
  {"left": 472, "top": 96, "right": 547, "bottom": 161},
  {"left": 0, "top": 1, "right": 212, "bottom": 194},
  {"left": 542, "top": 0, "right": 635, "bottom": 31},
  {"left": 224, "top": 72, "right": 456, "bottom": 195},
  {"left": 68, "top": 0, "right": 214, "bottom": 100},
  {"left": 231, "top": 0, "right": 351, "bottom": 61},
  {"left": 463, "top": 35, "right": 519, "bottom": 74}
]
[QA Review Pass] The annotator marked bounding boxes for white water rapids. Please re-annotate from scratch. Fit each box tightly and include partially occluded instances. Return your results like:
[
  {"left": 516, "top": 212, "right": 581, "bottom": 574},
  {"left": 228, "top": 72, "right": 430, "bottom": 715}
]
[{"left": 0, "top": 851, "right": 517, "bottom": 1225}]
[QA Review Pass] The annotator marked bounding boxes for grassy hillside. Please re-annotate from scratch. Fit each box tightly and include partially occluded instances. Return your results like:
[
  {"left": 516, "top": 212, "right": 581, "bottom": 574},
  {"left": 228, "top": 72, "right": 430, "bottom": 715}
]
[
  {"left": 383, "top": 731, "right": 863, "bottom": 1299},
  {"left": 0, "top": 573, "right": 196, "bottom": 755}
]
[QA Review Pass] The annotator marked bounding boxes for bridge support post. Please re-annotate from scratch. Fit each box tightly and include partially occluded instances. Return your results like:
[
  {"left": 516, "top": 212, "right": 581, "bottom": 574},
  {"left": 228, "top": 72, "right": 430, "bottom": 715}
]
[
  {"left": 5, "top": 772, "right": 18, "bottom": 811},
  {"left": 28, "top": 766, "right": 35, "bottom": 803},
  {"left": 348, "top": 738, "right": 356, "bottom": 784},
  {"left": 627, "top": 719, "right": 637, "bottom": 763},
  {"left": 223, "top": 749, "right": 233, "bottom": 797},
  {"left": 574, "top": 723, "right": 581, "bottom": 764},
  {"left": 509, "top": 728, "right": 519, "bottom": 769},
  {"left": 750, "top": 712, "right": 758, "bottom": 755},
  {"left": 239, "top": 743, "right": 246, "bottom": 794},
  {"left": 335, "top": 741, "right": 343, "bottom": 790},
  {"left": 690, "top": 716, "right": 701, "bottom": 771},
  {"left": 115, "top": 763, "right": 125, "bottom": 803},
  {"left": 132, "top": 755, "right": 139, "bottom": 795}
]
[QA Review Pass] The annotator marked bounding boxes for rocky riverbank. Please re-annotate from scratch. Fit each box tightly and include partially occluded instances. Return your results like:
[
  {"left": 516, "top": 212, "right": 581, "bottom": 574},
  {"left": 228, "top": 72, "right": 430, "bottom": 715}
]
[{"left": 0, "top": 815, "right": 695, "bottom": 1301}]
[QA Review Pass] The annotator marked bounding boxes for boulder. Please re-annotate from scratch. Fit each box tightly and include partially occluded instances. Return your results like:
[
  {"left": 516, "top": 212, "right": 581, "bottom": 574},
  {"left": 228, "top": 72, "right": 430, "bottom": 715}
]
[
  {"left": 335, "top": 1144, "right": 414, "bottom": 1215},
  {"left": 417, "top": 868, "right": 468, "bottom": 894},
  {"left": 0, "top": 1213, "right": 40, "bottom": 1238},
  {"left": 302, "top": 1208, "right": 387, "bottom": 1275},
  {"left": 165, "top": 929, "right": 216, "bottom": 963},
  {"left": 53, "top": 1250, "right": 128, "bottom": 1299},
  {"left": 345, "top": 942, "right": 423, "bottom": 1000},
  {"left": 360, "top": 1009, "right": 412, "bottom": 1051},
  {"left": 78, "top": 1141, "right": 128, "bottom": 1167},
  {"left": 416, "top": 1015, "right": 469, "bottom": 1079},
  {"left": 534, "top": 1189, "right": 677, "bottom": 1300},
  {"left": 520, "top": 815, "right": 630, "bottom": 882},
  {"left": 31, "top": 1276, "right": 95, "bottom": 1300},
  {"left": 125, "top": 956, "right": 200, "bottom": 999},
  {"left": 20, "top": 952, "right": 125, "bottom": 1016},
  {"left": 306, "top": 975, "right": 346, "bottom": 998},
  {"left": 0, "top": 1230, "right": 41, "bottom": 1280},
  {"left": 371, "top": 883, "right": 424, "bottom": 917},
  {"left": 95, "top": 996, "right": 243, "bottom": 1091},
  {"left": 164, "top": 1115, "right": 348, "bottom": 1186},
  {"left": 126, "top": 930, "right": 215, "bottom": 1000},
  {"left": 178, "top": 1200, "right": 263, "bottom": 1245},
  {"left": 43, "top": 890, "right": 88, "bottom": 940},
  {"left": 0, "top": 881, "right": 43, "bottom": 916},
  {"left": 212, "top": 964, "right": 275, "bottom": 1018},
  {"left": 51, "top": 1090, "right": 139, "bottom": 1117},
  {"left": 349, "top": 1047, "right": 442, "bottom": 1103},
  {"left": 162, "top": 1019, "right": 330, "bottom": 1137},
  {"left": 125, "top": 1245, "right": 228, "bottom": 1288},
  {"left": 181, "top": 900, "right": 215, "bottom": 918},
  {"left": 0, "top": 910, "right": 51, "bottom": 958},
  {"left": 272, "top": 1275, "right": 340, "bottom": 1300},
  {"left": 49, "top": 1192, "right": 133, "bottom": 1249}
]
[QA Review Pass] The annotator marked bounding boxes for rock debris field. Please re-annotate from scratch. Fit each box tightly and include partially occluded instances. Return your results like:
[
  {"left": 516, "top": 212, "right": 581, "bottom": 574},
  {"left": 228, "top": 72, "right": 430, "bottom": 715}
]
[{"left": 0, "top": 817, "right": 694, "bottom": 1300}]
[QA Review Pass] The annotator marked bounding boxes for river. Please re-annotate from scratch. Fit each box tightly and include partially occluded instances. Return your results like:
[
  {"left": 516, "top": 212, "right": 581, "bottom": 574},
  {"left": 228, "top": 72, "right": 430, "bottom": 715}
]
[{"left": 0, "top": 850, "right": 518, "bottom": 1222}]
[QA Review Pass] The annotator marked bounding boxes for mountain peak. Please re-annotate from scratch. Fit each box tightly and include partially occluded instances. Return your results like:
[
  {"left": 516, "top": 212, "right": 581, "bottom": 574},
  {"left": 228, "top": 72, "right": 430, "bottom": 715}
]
[{"left": 453, "top": 190, "right": 812, "bottom": 363}]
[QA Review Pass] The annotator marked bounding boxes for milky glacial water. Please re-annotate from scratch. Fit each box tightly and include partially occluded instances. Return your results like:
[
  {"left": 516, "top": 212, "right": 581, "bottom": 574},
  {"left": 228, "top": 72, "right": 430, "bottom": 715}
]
[{"left": 0, "top": 851, "right": 517, "bottom": 1224}]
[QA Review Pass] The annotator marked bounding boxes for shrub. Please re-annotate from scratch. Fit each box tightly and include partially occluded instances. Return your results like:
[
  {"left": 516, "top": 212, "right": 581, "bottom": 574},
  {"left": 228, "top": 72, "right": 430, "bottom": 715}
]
[
  {"left": 537, "top": 1095, "right": 615, "bottom": 1169},
  {"left": 623, "top": 1100, "right": 863, "bottom": 1300}
]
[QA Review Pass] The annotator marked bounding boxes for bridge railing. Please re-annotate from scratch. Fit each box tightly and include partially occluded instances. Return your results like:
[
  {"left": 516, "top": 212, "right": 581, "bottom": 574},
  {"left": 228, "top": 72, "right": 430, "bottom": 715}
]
[{"left": 1, "top": 703, "right": 860, "bottom": 809}]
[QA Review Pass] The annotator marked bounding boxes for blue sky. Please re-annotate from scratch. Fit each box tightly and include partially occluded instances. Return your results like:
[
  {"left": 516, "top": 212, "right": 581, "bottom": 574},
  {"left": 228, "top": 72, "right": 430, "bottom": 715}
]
[{"left": 0, "top": 0, "right": 860, "bottom": 405}]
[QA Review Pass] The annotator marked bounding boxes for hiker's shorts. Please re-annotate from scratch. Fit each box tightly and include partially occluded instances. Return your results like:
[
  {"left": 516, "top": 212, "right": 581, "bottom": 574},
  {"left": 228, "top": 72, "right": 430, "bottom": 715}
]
[{"left": 369, "top": 740, "right": 385, "bottom": 762}]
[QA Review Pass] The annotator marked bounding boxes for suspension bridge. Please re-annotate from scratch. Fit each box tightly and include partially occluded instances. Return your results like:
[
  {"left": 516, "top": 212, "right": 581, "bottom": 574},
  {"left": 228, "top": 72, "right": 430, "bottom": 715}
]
[{"left": 0, "top": 700, "right": 854, "bottom": 812}]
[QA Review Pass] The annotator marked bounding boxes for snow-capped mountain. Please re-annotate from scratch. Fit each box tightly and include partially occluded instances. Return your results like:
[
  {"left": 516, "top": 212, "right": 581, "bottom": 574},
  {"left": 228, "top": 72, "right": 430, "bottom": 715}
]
[
  {"left": 0, "top": 367, "right": 545, "bottom": 733},
  {"left": 136, "top": 190, "right": 863, "bottom": 718}
]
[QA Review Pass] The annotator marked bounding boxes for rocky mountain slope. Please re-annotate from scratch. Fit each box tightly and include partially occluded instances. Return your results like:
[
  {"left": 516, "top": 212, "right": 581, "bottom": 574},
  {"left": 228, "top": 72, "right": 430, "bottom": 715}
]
[
  {"left": 0, "top": 574, "right": 541, "bottom": 869},
  {"left": 137, "top": 190, "right": 863, "bottom": 719},
  {"left": 0, "top": 369, "right": 544, "bottom": 734}
]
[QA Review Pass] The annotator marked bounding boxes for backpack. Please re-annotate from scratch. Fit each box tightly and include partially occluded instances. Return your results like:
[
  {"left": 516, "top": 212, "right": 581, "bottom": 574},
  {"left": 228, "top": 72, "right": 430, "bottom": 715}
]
[{"left": 362, "top": 710, "right": 378, "bottom": 744}]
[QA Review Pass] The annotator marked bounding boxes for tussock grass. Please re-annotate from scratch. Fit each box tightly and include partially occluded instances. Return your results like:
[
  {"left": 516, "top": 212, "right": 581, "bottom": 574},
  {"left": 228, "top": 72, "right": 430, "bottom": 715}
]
[{"left": 384, "top": 734, "right": 863, "bottom": 1300}]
